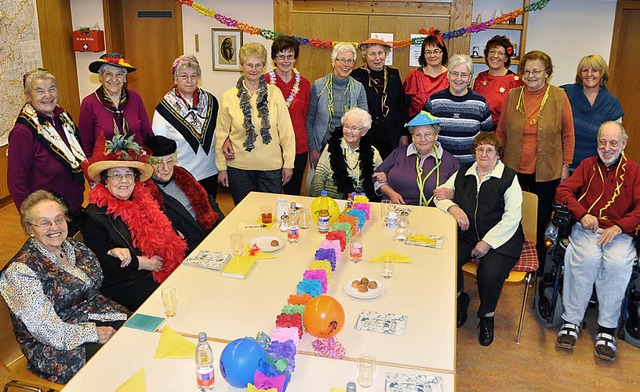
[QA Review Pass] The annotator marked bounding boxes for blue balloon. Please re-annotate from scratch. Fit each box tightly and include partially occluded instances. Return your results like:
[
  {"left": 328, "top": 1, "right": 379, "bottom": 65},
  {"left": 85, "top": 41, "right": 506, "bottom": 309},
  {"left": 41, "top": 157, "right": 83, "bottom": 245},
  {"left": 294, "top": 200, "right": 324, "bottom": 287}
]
[{"left": 219, "top": 338, "right": 267, "bottom": 388}]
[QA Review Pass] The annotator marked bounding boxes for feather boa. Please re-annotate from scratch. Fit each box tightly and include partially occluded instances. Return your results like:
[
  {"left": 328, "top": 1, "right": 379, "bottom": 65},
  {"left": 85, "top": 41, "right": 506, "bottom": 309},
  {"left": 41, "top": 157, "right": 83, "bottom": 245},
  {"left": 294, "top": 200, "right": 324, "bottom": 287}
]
[
  {"left": 89, "top": 182, "right": 187, "bottom": 283},
  {"left": 148, "top": 166, "right": 220, "bottom": 230},
  {"left": 327, "top": 128, "right": 377, "bottom": 200}
]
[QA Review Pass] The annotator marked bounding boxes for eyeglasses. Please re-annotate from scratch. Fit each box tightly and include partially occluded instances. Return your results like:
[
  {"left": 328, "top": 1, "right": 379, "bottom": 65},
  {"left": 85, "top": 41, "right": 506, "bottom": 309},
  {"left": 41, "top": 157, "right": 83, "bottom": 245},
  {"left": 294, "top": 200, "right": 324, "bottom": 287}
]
[
  {"left": 154, "top": 158, "right": 175, "bottom": 168},
  {"left": 276, "top": 54, "right": 295, "bottom": 61},
  {"left": 178, "top": 74, "right": 199, "bottom": 81},
  {"left": 343, "top": 124, "right": 365, "bottom": 132},
  {"left": 107, "top": 172, "right": 135, "bottom": 183},
  {"left": 488, "top": 49, "right": 506, "bottom": 57},
  {"left": 102, "top": 71, "right": 126, "bottom": 79},
  {"left": 413, "top": 132, "right": 435, "bottom": 140},
  {"left": 424, "top": 49, "right": 443, "bottom": 56},
  {"left": 335, "top": 58, "right": 355, "bottom": 65},
  {"left": 30, "top": 215, "right": 66, "bottom": 229},
  {"left": 475, "top": 147, "right": 496, "bottom": 155},
  {"left": 523, "top": 68, "right": 548, "bottom": 77},
  {"left": 449, "top": 71, "right": 471, "bottom": 79},
  {"left": 598, "top": 139, "right": 620, "bottom": 148}
]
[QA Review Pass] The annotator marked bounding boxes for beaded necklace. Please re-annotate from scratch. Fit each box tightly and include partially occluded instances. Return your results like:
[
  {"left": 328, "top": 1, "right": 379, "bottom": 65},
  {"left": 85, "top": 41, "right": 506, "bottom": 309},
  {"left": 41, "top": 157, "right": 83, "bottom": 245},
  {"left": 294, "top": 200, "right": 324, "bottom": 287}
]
[{"left": 516, "top": 84, "right": 550, "bottom": 126}]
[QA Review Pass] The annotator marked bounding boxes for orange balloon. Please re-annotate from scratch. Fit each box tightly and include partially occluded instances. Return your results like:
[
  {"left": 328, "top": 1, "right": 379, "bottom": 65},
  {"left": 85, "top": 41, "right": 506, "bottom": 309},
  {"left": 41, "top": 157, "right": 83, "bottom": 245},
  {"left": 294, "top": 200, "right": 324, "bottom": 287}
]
[{"left": 303, "top": 295, "right": 345, "bottom": 338}]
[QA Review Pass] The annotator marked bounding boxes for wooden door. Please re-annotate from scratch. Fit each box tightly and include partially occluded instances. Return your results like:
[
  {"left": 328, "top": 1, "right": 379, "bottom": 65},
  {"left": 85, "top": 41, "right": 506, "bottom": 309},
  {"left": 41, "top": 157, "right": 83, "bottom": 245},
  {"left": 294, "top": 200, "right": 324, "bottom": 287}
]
[
  {"left": 609, "top": 1, "right": 640, "bottom": 162},
  {"left": 103, "top": 0, "right": 183, "bottom": 120}
]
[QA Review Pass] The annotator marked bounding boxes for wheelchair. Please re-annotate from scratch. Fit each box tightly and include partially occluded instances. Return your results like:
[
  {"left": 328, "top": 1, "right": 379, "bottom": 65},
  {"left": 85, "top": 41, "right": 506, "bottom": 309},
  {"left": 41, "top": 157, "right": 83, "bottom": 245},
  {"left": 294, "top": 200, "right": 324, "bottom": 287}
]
[{"left": 533, "top": 202, "right": 640, "bottom": 348}]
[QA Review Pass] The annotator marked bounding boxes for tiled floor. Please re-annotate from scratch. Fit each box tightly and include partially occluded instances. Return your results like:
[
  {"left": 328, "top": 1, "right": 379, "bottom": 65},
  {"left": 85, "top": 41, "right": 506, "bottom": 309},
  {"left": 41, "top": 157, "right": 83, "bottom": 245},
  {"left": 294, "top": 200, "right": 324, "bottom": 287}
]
[{"left": 1, "top": 187, "right": 639, "bottom": 390}]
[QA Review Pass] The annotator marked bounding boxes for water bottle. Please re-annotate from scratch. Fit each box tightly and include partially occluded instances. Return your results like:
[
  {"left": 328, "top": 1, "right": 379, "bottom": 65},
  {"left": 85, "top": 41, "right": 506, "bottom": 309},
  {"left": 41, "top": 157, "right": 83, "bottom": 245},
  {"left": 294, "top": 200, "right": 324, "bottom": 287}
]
[
  {"left": 386, "top": 210, "right": 397, "bottom": 229},
  {"left": 346, "top": 381, "right": 357, "bottom": 392},
  {"left": 317, "top": 190, "right": 330, "bottom": 234},
  {"left": 350, "top": 218, "right": 363, "bottom": 263},
  {"left": 195, "top": 332, "right": 215, "bottom": 391},
  {"left": 288, "top": 202, "right": 300, "bottom": 243},
  {"left": 396, "top": 211, "right": 409, "bottom": 242}
]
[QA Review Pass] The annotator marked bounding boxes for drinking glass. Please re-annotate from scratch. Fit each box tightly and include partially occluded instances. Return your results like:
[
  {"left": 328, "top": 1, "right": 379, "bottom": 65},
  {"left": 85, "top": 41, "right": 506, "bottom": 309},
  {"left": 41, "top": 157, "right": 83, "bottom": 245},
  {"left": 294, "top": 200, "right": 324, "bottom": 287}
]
[
  {"left": 380, "top": 200, "right": 391, "bottom": 223},
  {"left": 260, "top": 206, "right": 273, "bottom": 224},
  {"left": 230, "top": 232, "right": 244, "bottom": 256},
  {"left": 357, "top": 354, "right": 375, "bottom": 388},
  {"left": 300, "top": 207, "right": 311, "bottom": 229},
  {"left": 380, "top": 255, "right": 395, "bottom": 279},
  {"left": 161, "top": 287, "right": 177, "bottom": 317}
]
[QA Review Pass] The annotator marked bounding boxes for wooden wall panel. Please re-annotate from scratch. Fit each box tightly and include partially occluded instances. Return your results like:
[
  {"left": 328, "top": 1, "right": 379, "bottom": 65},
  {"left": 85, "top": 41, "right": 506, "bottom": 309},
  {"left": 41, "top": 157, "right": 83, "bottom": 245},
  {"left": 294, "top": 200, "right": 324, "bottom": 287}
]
[{"left": 0, "top": 146, "right": 8, "bottom": 200}]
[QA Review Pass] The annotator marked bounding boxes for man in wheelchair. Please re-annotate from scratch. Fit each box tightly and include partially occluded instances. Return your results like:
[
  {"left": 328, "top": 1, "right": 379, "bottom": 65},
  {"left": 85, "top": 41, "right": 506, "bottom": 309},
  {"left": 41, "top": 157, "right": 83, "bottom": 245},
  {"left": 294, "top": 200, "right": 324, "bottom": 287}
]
[{"left": 554, "top": 121, "right": 640, "bottom": 361}]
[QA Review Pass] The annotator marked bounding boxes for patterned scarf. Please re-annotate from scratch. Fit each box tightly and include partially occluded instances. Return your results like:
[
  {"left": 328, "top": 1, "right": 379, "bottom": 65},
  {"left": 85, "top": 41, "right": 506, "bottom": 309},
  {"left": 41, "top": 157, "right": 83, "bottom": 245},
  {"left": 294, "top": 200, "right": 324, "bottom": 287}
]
[
  {"left": 236, "top": 75, "right": 271, "bottom": 151},
  {"left": 95, "top": 85, "right": 130, "bottom": 135}
]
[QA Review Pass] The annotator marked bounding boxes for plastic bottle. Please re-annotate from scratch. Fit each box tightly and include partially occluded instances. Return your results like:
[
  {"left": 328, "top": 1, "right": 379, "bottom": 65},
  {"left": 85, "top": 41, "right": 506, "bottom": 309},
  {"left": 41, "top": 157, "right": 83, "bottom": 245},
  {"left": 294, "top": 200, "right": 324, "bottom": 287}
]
[
  {"left": 346, "top": 381, "right": 357, "bottom": 392},
  {"left": 195, "top": 332, "right": 215, "bottom": 391},
  {"left": 386, "top": 210, "right": 398, "bottom": 229},
  {"left": 342, "top": 200, "right": 353, "bottom": 215},
  {"left": 317, "top": 190, "right": 331, "bottom": 233},
  {"left": 396, "top": 211, "right": 409, "bottom": 242},
  {"left": 288, "top": 202, "right": 300, "bottom": 243},
  {"left": 350, "top": 218, "right": 363, "bottom": 263}
]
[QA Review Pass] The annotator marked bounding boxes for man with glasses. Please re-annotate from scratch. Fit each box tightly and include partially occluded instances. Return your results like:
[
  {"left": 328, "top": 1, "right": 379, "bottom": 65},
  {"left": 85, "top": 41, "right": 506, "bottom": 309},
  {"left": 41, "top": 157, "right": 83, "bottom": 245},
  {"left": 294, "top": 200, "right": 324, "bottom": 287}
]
[
  {"left": 555, "top": 121, "right": 640, "bottom": 361},
  {"left": 425, "top": 54, "right": 493, "bottom": 164}
]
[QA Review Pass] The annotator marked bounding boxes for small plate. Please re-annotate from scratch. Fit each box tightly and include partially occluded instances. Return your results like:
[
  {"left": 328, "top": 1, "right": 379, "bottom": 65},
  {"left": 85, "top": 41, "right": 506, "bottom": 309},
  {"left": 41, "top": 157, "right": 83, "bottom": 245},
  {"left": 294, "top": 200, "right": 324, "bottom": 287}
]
[
  {"left": 344, "top": 279, "right": 385, "bottom": 299},
  {"left": 249, "top": 236, "right": 284, "bottom": 252}
]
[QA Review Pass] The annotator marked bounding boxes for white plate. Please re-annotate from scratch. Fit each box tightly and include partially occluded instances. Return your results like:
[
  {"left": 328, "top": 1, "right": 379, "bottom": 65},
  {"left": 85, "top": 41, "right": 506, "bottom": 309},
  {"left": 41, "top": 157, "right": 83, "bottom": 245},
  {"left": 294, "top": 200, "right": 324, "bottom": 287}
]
[
  {"left": 249, "top": 236, "right": 285, "bottom": 252},
  {"left": 344, "top": 278, "right": 385, "bottom": 299}
]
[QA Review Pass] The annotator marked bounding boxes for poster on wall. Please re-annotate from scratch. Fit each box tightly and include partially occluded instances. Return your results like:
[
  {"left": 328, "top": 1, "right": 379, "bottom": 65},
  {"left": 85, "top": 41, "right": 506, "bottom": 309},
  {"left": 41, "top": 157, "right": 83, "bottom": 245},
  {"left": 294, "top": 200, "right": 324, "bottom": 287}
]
[
  {"left": 212, "top": 28, "right": 243, "bottom": 71},
  {"left": 369, "top": 33, "right": 394, "bottom": 65},
  {"left": 409, "top": 34, "right": 426, "bottom": 68}
]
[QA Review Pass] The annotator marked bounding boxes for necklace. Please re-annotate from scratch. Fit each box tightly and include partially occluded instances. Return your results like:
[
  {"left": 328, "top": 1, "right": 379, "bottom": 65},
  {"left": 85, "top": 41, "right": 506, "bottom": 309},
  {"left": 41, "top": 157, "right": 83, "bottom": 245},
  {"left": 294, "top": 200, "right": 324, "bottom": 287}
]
[
  {"left": 516, "top": 85, "right": 550, "bottom": 126},
  {"left": 268, "top": 68, "right": 301, "bottom": 107},
  {"left": 475, "top": 164, "right": 496, "bottom": 177}
]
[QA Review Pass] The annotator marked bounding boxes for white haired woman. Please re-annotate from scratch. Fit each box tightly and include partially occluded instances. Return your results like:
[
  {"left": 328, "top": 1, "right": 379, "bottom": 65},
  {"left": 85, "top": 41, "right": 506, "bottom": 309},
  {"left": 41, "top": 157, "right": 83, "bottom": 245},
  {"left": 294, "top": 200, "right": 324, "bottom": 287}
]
[{"left": 306, "top": 43, "right": 368, "bottom": 169}]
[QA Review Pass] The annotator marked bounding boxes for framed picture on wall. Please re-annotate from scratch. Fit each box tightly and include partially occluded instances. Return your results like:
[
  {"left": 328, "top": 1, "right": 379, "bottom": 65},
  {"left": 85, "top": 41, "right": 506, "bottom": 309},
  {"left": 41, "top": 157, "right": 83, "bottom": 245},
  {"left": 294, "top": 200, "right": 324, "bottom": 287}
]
[{"left": 212, "top": 28, "right": 243, "bottom": 71}]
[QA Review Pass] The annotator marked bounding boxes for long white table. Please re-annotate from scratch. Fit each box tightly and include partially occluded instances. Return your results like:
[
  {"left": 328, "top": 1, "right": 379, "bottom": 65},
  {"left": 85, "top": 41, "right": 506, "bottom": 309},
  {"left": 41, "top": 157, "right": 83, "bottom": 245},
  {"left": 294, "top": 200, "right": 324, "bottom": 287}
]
[{"left": 63, "top": 192, "right": 458, "bottom": 390}]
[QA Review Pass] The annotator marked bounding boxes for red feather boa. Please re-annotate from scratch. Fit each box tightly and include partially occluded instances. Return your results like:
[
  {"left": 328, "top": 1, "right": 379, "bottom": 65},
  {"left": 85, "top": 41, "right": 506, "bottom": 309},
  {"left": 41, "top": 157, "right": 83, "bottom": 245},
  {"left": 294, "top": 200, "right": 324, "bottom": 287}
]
[{"left": 89, "top": 182, "right": 187, "bottom": 283}]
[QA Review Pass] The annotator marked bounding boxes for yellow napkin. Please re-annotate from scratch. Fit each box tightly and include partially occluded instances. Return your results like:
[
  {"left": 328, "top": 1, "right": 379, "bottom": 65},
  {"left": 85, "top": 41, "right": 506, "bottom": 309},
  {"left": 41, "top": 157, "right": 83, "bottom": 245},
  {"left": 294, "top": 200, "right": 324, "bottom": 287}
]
[
  {"left": 369, "top": 249, "right": 413, "bottom": 263},
  {"left": 247, "top": 384, "right": 278, "bottom": 392},
  {"left": 256, "top": 217, "right": 275, "bottom": 230},
  {"left": 244, "top": 244, "right": 276, "bottom": 259},
  {"left": 155, "top": 325, "right": 197, "bottom": 359},
  {"left": 330, "top": 388, "right": 347, "bottom": 392},
  {"left": 116, "top": 368, "right": 146, "bottom": 392},
  {"left": 407, "top": 233, "right": 436, "bottom": 245}
]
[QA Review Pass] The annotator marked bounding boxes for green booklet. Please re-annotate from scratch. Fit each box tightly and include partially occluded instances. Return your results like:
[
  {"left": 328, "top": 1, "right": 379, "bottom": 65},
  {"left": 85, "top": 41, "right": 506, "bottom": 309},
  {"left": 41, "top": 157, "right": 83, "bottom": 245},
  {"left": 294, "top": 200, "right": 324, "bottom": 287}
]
[{"left": 124, "top": 313, "right": 165, "bottom": 332}]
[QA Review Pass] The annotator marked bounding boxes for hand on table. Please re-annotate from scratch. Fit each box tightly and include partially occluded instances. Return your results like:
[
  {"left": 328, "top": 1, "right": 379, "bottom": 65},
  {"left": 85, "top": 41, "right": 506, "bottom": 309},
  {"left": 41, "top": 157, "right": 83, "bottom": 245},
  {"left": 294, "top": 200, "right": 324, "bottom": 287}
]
[
  {"left": 108, "top": 248, "right": 132, "bottom": 268},
  {"left": 448, "top": 205, "right": 469, "bottom": 231},
  {"left": 96, "top": 326, "right": 116, "bottom": 343}
]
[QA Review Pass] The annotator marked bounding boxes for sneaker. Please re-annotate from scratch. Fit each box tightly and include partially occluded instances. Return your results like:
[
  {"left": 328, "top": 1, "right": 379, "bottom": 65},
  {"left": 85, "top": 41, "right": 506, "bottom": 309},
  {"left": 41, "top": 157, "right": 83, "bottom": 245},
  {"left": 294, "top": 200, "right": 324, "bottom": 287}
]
[
  {"left": 478, "top": 316, "right": 494, "bottom": 346},
  {"left": 556, "top": 322, "right": 580, "bottom": 350},
  {"left": 595, "top": 332, "right": 616, "bottom": 361},
  {"left": 457, "top": 292, "right": 470, "bottom": 328}
]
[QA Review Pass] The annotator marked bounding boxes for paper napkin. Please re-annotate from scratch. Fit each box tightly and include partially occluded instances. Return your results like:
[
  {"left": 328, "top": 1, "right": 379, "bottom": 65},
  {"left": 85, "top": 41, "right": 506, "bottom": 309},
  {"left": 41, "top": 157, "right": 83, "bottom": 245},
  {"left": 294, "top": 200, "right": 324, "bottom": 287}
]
[
  {"left": 154, "top": 325, "right": 197, "bottom": 359},
  {"left": 369, "top": 250, "right": 413, "bottom": 263},
  {"left": 116, "top": 368, "right": 146, "bottom": 392}
]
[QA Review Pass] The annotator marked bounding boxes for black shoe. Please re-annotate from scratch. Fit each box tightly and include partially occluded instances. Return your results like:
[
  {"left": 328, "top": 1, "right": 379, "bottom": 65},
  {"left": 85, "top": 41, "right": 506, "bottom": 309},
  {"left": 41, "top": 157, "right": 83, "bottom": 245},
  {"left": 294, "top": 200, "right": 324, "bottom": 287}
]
[
  {"left": 478, "top": 316, "right": 494, "bottom": 346},
  {"left": 457, "top": 292, "right": 470, "bottom": 328}
]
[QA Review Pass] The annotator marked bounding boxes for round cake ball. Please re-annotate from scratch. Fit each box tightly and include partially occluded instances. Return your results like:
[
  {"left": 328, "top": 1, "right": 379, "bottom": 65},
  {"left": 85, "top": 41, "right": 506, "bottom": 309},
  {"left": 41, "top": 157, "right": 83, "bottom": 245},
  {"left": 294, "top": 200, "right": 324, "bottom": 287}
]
[
  {"left": 358, "top": 283, "right": 369, "bottom": 293},
  {"left": 270, "top": 239, "right": 280, "bottom": 247},
  {"left": 368, "top": 280, "right": 378, "bottom": 289},
  {"left": 352, "top": 280, "right": 360, "bottom": 288},
  {"left": 360, "top": 277, "right": 370, "bottom": 285}
]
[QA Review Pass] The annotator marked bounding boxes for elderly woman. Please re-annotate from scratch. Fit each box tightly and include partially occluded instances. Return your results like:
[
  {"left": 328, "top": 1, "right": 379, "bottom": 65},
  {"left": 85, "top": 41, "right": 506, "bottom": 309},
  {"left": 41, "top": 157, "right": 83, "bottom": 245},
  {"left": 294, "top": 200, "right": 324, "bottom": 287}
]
[
  {"left": 79, "top": 53, "right": 153, "bottom": 156},
  {"left": 352, "top": 38, "right": 408, "bottom": 159},
  {"left": 425, "top": 54, "right": 493, "bottom": 164},
  {"left": 7, "top": 68, "right": 86, "bottom": 224},
  {"left": 561, "top": 54, "right": 623, "bottom": 170},
  {"left": 496, "top": 50, "right": 575, "bottom": 265},
  {"left": 152, "top": 55, "right": 220, "bottom": 197},
  {"left": 403, "top": 29, "right": 449, "bottom": 118},
  {"left": 306, "top": 43, "right": 368, "bottom": 169},
  {"left": 0, "top": 191, "right": 128, "bottom": 383},
  {"left": 81, "top": 135, "right": 187, "bottom": 311},
  {"left": 434, "top": 132, "right": 524, "bottom": 346},
  {"left": 373, "top": 111, "right": 459, "bottom": 205},
  {"left": 215, "top": 43, "right": 296, "bottom": 205},
  {"left": 145, "top": 135, "right": 223, "bottom": 253},
  {"left": 310, "top": 108, "right": 382, "bottom": 200},
  {"left": 472, "top": 35, "right": 524, "bottom": 129}
]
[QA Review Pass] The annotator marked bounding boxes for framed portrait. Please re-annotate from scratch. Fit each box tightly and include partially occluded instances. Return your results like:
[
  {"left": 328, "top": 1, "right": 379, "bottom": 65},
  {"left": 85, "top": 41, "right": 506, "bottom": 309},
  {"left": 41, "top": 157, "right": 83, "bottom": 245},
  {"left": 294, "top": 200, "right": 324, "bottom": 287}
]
[{"left": 212, "top": 28, "right": 243, "bottom": 71}]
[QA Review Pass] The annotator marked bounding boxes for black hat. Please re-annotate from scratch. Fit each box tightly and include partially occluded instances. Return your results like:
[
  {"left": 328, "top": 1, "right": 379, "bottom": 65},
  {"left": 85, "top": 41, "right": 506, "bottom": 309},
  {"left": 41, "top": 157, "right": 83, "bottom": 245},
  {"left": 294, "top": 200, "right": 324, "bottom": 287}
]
[
  {"left": 144, "top": 135, "right": 177, "bottom": 157},
  {"left": 89, "top": 53, "right": 137, "bottom": 74}
]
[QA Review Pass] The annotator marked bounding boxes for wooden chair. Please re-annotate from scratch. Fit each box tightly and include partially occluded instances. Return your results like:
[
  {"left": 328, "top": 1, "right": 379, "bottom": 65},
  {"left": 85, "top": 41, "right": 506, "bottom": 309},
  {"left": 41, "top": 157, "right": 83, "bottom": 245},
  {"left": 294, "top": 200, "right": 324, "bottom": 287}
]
[
  {"left": 1, "top": 296, "right": 63, "bottom": 392},
  {"left": 462, "top": 191, "right": 539, "bottom": 344}
]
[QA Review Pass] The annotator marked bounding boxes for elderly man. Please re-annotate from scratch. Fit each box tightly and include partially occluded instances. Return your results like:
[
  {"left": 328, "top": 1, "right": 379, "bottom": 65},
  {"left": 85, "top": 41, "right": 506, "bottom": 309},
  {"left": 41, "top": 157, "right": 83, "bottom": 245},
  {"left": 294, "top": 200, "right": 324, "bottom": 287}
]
[
  {"left": 145, "top": 135, "right": 223, "bottom": 252},
  {"left": 555, "top": 121, "right": 640, "bottom": 361}
]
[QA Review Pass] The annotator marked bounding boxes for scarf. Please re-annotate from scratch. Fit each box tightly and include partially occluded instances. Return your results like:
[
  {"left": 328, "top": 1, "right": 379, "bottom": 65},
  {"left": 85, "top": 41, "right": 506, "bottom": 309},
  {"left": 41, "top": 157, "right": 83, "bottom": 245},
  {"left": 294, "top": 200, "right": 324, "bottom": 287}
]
[
  {"left": 147, "top": 166, "right": 220, "bottom": 231},
  {"left": 361, "top": 64, "right": 388, "bottom": 121},
  {"left": 327, "top": 128, "right": 376, "bottom": 200},
  {"left": 95, "top": 85, "right": 130, "bottom": 135},
  {"left": 236, "top": 75, "right": 271, "bottom": 151},
  {"left": 89, "top": 182, "right": 187, "bottom": 283},
  {"left": 16, "top": 103, "right": 86, "bottom": 184},
  {"left": 155, "top": 88, "right": 217, "bottom": 155}
]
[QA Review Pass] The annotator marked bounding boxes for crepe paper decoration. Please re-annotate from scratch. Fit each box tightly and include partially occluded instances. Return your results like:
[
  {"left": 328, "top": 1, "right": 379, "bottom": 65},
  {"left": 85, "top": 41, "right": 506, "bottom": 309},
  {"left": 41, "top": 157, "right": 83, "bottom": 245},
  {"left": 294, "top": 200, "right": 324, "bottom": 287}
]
[
  {"left": 330, "top": 223, "right": 352, "bottom": 239},
  {"left": 309, "top": 259, "right": 332, "bottom": 282},
  {"left": 116, "top": 368, "right": 147, "bottom": 392},
  {"left": 249, "top": 243, "right": 261, "bottom": 256},
  {"left": 369, "top": 249, "right": 413, "bottom": 263},
  {"left": 247, "top": 384, "right": 278, "bottom": 392},
  {"left": 311, "top": 336, "right": 346, "bottom": 359},
  {"left": 319, "top": 239, "right": 341, "bottom": 265},
  {"left": 314, "top": 248, "right": 336, "bottom": 270},
  {"left": 287, "top": 293, "right": 312, "bottom": 305},
  {"left": 303, "top": 269, "right": 328, "bottom": 293},
  {"left": 276, "top": 313, "right": 303, "bottom": 339},
  {"left": 271, "top": 327, "right": 300, "bottom": 348},
  {"left": 353, "top": 194, "right": 369, "bottom": 203},
  {"left": 281, "top": 304, "right": 305, "bottom": 316},
  {"left": 266, "top": 340, "right": 297, "bottom": 374},
  {"left": 347, "top": 209, "right": 367, "bottom": 228},
  {"left": 251, "top": 369, "right": 287, "bottom": 392},
  {"left": 296, "top": 278, "right": 322, "bottom": 297},
  {"left": 338, "top": 215, "right": 357, "bottom": 235},
  {"left": 255, "top": 331, "right": 272, "bottom": 349},
  {"left": 155, "top": 325, "right": 197, "bottom": 359},
  {"left": 261, "top": 366, "right": 293, "bottom": 392},
  {"left": 353, "top": 203, "right": 371, "bottom": 220},
  {"left": 326, "top": 229, "right": 348, "bottom": 250}
]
